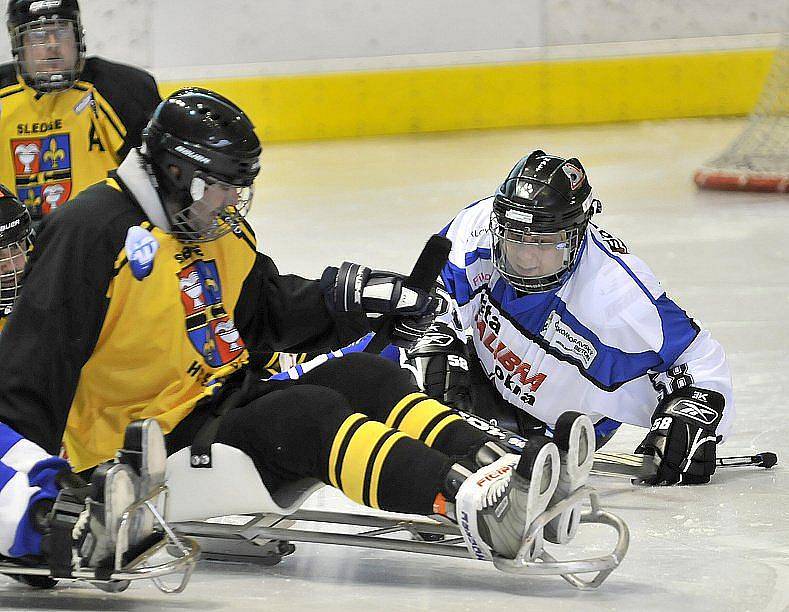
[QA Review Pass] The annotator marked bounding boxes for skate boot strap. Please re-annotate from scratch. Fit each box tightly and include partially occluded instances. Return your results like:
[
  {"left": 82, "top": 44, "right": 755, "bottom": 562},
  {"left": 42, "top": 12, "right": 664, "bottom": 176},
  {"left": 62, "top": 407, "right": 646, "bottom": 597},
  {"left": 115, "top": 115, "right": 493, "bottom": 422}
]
[{"left": 41, "top": 485, "right": 90, "bottom": 578}]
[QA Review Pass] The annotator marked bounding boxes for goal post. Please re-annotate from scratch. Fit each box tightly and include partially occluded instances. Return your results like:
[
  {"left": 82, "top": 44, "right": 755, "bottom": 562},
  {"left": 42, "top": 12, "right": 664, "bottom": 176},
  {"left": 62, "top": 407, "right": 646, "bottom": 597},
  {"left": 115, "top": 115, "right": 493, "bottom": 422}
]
[{"left": 694, "top": 33, "right": 788, "bottom": 193}]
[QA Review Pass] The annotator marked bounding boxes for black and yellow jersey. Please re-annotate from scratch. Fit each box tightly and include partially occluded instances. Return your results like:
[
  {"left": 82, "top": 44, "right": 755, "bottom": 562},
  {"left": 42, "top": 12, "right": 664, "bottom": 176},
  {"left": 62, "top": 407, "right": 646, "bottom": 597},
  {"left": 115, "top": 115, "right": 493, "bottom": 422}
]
[
  {"left": 0, "top": 57, "right": 160, "bottom": 218},
  {"left": 0, "top": 165, "right": 368, "bottom": 471}
]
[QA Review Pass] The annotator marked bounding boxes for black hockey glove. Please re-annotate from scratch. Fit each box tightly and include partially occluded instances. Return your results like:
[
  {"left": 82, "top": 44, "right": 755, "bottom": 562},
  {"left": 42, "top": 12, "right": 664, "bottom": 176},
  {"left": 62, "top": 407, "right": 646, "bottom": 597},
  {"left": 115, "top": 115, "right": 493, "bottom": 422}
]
[
  {"left": 406, "top": 321, "right": 472, "bottom": 410},
  {"left": 388, "top": 285, "right": 450, "bottom": 349},
  {"left": 635, "top": 386, "right": 725, "bottom": 485},
  {"left": 321, "top": 262, "right": 434, "bottom": 317}
]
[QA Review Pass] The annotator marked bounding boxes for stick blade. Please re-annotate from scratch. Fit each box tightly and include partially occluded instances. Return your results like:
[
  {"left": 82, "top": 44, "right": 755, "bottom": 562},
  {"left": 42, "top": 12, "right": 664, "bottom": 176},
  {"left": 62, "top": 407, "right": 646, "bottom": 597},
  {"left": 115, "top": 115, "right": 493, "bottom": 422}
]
[{"left": 757, "top": 452, "right": 778, "bottom": 469}]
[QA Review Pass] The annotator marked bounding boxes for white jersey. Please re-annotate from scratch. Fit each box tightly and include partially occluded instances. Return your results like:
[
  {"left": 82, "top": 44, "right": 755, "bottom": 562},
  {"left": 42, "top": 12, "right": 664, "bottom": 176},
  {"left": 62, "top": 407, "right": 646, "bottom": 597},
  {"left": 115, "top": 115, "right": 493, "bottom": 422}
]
[{"left": 438, "top": 197, "right": 734, "bottom": 438}]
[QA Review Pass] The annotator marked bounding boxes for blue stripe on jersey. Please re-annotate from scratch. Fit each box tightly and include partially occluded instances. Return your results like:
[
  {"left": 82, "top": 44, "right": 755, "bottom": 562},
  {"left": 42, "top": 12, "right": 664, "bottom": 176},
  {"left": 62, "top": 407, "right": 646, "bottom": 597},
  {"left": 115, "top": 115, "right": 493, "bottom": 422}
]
[
  {"left": 486, "top": 285, "right": 665, "bottom": 390},
  {"left": 267, "top": 333, "right": 399, "bottom": 382},
  {"left": 594, "top": 417, "right": 622, "bottom": 439},
  {"left": 441, "top": 249, "right": 492, "bottom": 307},
  {"left": 8, "top": 456, "right": 67, "bottom": 558},
  {"left": 464, "top": 247, "right": 491, "bottom": 266},
  {"left": 587, "top": 233, "right": 699, "bottom": 371},
  {"left": 441, "top": 260, "right": 471, "bottom": 306},
  {"left": 0, "top": 422, "right": 23, "bottom": 458}
]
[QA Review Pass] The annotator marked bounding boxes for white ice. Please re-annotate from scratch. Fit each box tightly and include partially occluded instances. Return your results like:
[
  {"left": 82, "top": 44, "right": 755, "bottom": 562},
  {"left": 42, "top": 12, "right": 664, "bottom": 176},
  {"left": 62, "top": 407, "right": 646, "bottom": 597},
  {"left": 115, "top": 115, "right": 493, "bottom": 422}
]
[{"left": 1, "top": 118, "right": 787, "bottom": 611}]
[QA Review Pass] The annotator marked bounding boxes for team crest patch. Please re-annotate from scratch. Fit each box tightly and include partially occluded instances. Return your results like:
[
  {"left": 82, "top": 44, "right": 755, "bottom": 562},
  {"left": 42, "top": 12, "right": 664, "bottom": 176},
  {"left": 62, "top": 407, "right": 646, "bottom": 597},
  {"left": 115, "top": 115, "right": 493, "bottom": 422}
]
[
  {"left": 178, "top": 259, "right": 245, "bottom": 367},
  {"left": 12, "top": 134, "right": 73, "bottom": 217},
  {"left": 125, "top": 226, "right": 159, "bottom": 280}
]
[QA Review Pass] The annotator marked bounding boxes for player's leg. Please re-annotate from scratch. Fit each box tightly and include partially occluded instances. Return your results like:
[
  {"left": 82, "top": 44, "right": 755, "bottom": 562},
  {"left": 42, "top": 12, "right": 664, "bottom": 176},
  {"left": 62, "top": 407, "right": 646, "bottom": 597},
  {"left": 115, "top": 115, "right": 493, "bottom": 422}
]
[
  {"left": 0, "top": 419, "right": 166, "bottom": 585},
  {"left": 184, "top": 383, "right": 561, "bottom": 559},
  {"left": 543, "top": 411, "right": 595, "bottom": 544},
  {"left": 293, "top": 352, "right": 504, "bottom": 464}
]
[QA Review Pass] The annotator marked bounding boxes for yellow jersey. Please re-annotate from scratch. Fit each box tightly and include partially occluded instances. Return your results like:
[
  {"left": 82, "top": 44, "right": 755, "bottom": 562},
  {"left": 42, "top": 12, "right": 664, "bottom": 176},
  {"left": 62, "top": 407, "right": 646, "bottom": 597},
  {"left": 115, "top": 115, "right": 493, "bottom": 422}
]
[
  {"left": 0, "top": 171, "right": 368, "bottom": 471},
  {"left": 0, "top": 57, "right": 160, "bottom": 218}
]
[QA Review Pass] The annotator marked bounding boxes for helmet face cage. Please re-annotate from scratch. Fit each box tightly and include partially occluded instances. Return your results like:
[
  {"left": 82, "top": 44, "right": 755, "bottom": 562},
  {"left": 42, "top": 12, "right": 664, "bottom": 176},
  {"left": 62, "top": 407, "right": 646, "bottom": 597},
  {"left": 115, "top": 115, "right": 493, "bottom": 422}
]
[
  {"left": 490, "top": 212, "right": 586, "bottom": 293},
  {"left": 10, "top": 15, "right": 85, "bottom": 93},
  {"left": 0, "top": 207, "right": 33, "bottom": 315},
  {"left": 168, "top": 172, "right": 254, "bottom": 243}
]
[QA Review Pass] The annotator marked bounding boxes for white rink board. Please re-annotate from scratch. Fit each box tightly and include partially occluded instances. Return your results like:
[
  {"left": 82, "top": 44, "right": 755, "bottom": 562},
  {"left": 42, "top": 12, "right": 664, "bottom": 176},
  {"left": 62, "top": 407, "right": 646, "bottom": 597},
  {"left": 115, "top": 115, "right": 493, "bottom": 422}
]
[{"left": 1, "top": 117, "right": 788, "bottom": 611}]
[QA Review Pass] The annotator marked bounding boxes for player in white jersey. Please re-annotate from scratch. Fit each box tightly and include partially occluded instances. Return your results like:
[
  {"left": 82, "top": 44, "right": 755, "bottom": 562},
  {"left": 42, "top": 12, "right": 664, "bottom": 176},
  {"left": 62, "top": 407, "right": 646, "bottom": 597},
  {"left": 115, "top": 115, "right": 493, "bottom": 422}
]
[{"left": 408, "top": 150, "right": 734, "bottom": 485}]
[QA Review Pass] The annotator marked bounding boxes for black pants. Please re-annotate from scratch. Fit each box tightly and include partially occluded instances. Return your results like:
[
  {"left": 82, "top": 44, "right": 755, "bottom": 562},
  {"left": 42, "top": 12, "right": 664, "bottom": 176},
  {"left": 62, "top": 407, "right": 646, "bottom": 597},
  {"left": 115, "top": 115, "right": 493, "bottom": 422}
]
[{"left": 166, "top": 352, "right": 485, "bottom": 514}]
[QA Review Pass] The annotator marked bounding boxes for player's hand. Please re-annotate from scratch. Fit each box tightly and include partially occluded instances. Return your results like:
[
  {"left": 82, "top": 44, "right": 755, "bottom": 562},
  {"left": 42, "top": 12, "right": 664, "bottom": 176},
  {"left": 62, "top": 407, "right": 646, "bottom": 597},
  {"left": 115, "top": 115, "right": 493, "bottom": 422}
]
[
  {"left": 321, "top": 262, "right": 434, "bottom": 317},
  {"left": 405, "top": 320, "right": 472, "bottom": 408},
  {"left": 389, "top": 285, "right": 449, "bottom": 348},
  {"left": 635, "top": 387, "right": 724, "bottom": 485}
]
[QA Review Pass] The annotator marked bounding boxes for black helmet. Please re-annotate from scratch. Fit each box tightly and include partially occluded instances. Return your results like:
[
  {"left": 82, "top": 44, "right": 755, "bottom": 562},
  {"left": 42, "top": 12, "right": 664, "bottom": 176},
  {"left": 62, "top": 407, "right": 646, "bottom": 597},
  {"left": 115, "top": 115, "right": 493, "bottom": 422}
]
[
  {"left": 141, "top": 88, "right": 261, "bottom": 243},
  {"left": 7, "top": 0, "right": 86, "bottom": 93},
  {"left": 490, "top": 150, "right": 601, "bottom": 293},
  {"left": 0, "top": 184, "right": 33, "bottom": 315}
]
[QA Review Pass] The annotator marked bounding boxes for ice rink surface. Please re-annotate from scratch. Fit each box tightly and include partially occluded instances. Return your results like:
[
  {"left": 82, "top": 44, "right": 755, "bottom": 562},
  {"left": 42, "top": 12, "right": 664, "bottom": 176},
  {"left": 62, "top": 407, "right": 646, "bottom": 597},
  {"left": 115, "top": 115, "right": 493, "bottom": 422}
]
[{"left": 1, "top": 118, "right": 787, "bottom": 611}]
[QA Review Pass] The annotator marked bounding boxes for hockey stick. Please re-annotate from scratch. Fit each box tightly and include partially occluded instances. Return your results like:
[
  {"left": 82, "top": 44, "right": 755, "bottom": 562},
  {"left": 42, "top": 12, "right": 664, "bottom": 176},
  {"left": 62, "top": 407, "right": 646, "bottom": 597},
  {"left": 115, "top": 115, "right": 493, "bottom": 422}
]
[
  {"left": 592, "top": 451, "right": 778, "bottom": 479},
  {"left": 453, "top": 409, "right": 778, "bottom": 478},
  {"left": 364, "top": 234, "right": 452, "bottom": 355}
]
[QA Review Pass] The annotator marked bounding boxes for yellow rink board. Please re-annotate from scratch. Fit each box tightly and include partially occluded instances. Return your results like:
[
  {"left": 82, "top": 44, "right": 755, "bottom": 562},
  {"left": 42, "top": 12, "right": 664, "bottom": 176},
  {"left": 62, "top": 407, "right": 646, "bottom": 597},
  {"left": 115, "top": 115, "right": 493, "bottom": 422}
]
[{"left": 161, "top": 48, "right": 775, "bottom": 143}]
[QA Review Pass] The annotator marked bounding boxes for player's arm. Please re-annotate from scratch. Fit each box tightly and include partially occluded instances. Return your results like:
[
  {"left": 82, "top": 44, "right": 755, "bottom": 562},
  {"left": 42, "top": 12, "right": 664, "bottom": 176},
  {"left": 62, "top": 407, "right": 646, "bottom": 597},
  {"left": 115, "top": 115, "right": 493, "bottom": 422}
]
[
  {"left": 234, "top": 252, "right": 373, "bottom": 355},
  {"left": 0, "top": 208, "right": 117, "bottom": 454},
  {"left": 637, "top": 329, "right": 734, "bottom": 485},
  {"left": 403, "top": 206, "right": 488, "bottom": 405}
]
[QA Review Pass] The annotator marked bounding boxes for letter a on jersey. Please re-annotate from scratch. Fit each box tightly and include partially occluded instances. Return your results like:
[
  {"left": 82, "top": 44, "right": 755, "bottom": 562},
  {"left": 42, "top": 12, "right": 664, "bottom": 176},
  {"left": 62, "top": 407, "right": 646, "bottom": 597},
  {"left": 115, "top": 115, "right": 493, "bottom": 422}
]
[{"left": 178, "top": 260, "right": 246, "bottom": 367}]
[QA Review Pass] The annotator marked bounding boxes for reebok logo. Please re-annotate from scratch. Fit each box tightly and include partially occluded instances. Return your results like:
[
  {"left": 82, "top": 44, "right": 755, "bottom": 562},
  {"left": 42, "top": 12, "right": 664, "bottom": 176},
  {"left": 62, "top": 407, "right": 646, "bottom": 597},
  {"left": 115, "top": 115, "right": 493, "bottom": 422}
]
[{"left": 667, "top": 399, "right": 719, "bottom": 426}]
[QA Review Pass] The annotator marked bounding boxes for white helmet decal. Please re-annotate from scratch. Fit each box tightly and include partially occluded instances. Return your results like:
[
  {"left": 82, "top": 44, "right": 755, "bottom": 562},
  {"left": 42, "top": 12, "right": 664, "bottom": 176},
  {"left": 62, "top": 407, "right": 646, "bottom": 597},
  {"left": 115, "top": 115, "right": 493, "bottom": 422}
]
[{"left": 562, "top": 163, "right": 585, "bottom": 190}]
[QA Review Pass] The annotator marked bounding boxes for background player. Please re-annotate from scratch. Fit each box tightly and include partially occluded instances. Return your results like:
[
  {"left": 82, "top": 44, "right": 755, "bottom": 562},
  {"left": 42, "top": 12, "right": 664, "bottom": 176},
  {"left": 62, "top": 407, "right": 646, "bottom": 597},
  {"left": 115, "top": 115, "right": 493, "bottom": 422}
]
[
  {"left": 408, "top": 150, "right": 734, "bottom": 486},
  {"left": 0, "top": 90, "right": 597, "bottom": 580},
  {"left": 0, "top": 0, "right": 161, "bottom": 219},
  {"left": 0, "top": 183, "right": 31, "bottom": 329}
]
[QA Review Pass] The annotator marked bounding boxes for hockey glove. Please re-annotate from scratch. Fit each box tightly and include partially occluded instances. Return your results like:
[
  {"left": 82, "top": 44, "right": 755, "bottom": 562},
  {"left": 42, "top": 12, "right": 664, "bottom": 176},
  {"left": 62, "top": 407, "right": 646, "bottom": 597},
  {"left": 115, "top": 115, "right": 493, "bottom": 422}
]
[
  {"left": 635, "top": 386, "right": 725, "bottom": 485},
  {"left": 389, "top": 286, "right": 450, "bottom": 349},
  {"left": 321, "top": 262, "right": 434, "bottom": 317},
  {"left": 406, "top": 321, "right": 472, "bottom": 410}
]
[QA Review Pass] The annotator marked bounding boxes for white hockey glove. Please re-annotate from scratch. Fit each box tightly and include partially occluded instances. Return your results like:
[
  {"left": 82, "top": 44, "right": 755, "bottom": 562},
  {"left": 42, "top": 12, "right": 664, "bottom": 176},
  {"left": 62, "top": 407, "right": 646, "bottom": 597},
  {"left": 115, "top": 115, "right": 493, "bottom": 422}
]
[{"left": 635, "top": 387, "right": 724, "bottom": 485}]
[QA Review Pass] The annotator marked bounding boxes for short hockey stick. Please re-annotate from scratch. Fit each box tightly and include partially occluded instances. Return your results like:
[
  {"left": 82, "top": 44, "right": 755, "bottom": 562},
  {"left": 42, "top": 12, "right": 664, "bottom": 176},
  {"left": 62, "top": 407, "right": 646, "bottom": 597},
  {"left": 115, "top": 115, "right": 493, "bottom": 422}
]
[
  {"left": 592, "top": 451, "right": 778, "bottom": 479},
  {"left": 452, "top": 409, "right": 778, "bottom": 478}
]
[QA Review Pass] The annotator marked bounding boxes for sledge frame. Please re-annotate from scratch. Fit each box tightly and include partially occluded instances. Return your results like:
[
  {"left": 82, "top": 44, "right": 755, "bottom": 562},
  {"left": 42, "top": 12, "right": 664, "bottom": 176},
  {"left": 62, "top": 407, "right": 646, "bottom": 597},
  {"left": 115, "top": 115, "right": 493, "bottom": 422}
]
[
  {"left": 0, "top": 485, "right": 200, "bottom": 594},
  {"left": 173, "top": 486, "right": 629, "bottom": 591}
]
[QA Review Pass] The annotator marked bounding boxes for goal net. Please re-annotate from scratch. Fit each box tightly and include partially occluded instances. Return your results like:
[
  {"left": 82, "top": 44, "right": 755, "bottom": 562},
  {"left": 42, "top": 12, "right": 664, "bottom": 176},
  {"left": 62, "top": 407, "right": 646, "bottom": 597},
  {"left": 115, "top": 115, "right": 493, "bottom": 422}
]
[{"left": 694, "top": 33, "right": 788, "bottom": 193}]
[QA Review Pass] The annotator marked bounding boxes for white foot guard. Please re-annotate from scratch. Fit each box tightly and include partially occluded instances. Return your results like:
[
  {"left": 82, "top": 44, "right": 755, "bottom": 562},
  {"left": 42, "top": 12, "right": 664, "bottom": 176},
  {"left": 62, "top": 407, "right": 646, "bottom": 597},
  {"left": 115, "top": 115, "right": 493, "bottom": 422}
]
[
  {"left": 118, "top": 418, "right": 167, "bottom": 556},
  {"left": 456, "top": 437, "right": 559, "bottom": 561},
  {"left": 544, "top": 412, "right": 595, "bottom": 544},
  {"left": 77, "top": 462, "right": 138, "bottom": 574}
]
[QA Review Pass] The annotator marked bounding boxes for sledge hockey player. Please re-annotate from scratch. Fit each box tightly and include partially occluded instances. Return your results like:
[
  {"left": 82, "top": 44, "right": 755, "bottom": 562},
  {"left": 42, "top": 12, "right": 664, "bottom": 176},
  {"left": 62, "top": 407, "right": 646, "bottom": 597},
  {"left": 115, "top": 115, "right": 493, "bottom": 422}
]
[
  {"left": 0, "top": 184, "right": 32, "bottom": 329},
  {"left": 408, "top": 151, "right": 734, "bottom": 486},
  {"left": 0, "top": 89, "right": 596, "bottom": 586},
  {"left": 0, "top": 0, "right": 161, "bottom": 218}
]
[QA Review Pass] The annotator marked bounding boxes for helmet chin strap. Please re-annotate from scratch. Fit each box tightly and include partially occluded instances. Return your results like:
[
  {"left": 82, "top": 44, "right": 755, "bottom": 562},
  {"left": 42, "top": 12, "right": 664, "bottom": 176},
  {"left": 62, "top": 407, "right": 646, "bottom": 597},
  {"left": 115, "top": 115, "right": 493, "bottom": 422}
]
[{"left": 117, "top": 149, "right": 172, "bottom": 233}]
